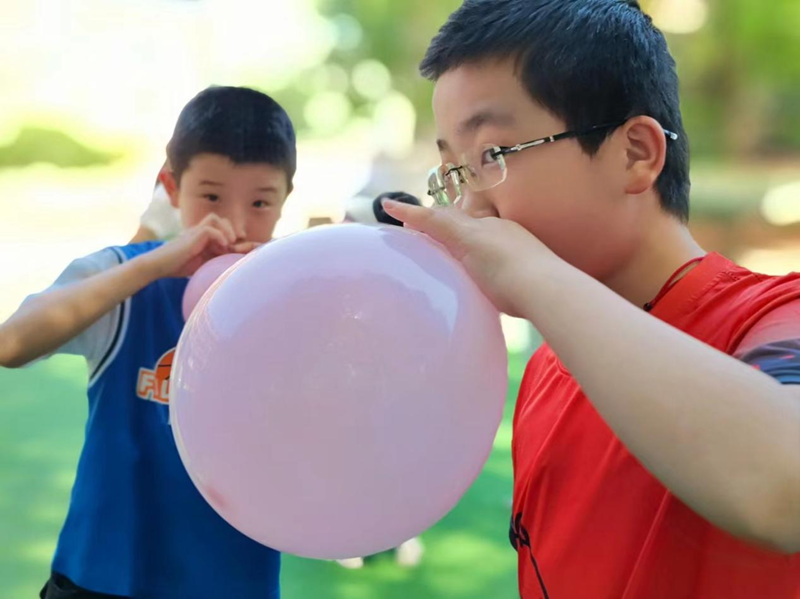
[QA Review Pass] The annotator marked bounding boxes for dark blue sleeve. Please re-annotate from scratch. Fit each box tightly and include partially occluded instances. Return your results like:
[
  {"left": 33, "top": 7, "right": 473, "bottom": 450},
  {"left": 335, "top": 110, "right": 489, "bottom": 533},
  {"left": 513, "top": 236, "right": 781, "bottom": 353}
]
[{"left": 738, "top": 339, "right": 800, "bottom": 385}]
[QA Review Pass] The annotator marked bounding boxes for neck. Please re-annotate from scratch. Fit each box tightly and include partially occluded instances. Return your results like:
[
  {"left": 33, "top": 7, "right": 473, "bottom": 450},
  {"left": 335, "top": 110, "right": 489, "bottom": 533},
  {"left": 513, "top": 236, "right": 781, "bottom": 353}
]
[{"left": 603, "top": 211, "right": 706, "bottom": 309}]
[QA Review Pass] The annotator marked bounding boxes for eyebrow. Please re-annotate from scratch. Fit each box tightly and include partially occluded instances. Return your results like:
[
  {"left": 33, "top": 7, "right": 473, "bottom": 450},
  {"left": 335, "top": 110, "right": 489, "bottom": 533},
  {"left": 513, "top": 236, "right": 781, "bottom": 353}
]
[
  {"left": 199, "top": 180, "right": 278, "bottom": 193},
  {"left": 436, "top": 109, "right": 516, "bottom": 152}
]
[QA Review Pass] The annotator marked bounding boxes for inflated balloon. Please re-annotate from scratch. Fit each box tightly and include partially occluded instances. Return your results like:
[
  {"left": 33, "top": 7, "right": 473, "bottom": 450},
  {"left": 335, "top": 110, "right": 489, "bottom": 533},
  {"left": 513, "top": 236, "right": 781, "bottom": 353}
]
[
  {"left": 182, "top": 253, "right": 244, "bottom": 320},
  {"left": 171, "top": 224, "right": 508, "bottom": 560}
]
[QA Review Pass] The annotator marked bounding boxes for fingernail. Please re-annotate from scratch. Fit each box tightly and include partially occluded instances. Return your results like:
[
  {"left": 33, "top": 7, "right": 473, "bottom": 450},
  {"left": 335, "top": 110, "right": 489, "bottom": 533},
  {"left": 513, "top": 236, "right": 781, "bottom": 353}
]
[{"left": 382, "top": 199, "right": 398, "bottom": 209}]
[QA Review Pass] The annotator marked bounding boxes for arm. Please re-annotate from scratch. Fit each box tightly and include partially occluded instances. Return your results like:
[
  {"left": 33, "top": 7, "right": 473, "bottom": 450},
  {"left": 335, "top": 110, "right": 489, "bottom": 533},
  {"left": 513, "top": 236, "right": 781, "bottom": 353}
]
[
  {"left": 383, "top": 201, "right": 800, "bottom": 554},
  {"left": 0, "top": 214, "right": 241, "bottom": 369},
  {"left": 0, "top": 253, "right": 162, "bottom": 368},
  {"left": 514, "top": 256, "right": 800, "bottom": 554}
]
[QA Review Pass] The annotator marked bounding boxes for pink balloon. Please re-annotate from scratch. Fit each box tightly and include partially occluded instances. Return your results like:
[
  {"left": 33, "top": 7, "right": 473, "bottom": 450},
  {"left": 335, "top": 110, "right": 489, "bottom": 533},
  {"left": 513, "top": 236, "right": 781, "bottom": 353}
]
[
  {"left": 182, "top": 254, "right": 245, "bottom": 320},
  {"left": 170, "top": 224, "right": 507, "bottom": 559}
]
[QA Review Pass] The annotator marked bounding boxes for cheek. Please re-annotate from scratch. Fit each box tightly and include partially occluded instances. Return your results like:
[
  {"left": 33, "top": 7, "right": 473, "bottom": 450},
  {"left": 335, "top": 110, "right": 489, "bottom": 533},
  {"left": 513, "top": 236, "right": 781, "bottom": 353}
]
[
  {"left": 491, "top": 157, "right": 639, "bottom": 276},
  {"left": 248, "top": 212, "right": 281, "bottom": 243},
  {"left": 178, "top": 193, "right": 214, "bottom": 226},
  {"left": 491, "top": 159, "right": 591, "bottom": 236}
]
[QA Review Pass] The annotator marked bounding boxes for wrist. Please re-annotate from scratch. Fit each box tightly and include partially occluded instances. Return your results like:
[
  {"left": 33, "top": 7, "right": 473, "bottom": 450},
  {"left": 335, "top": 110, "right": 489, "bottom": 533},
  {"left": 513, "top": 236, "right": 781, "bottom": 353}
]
[
  {"left": 510, "top": 253, "right": 578, "bottom": 322},
  {"left": 132, "top": 249, "right": 170, "bottom": 283}
]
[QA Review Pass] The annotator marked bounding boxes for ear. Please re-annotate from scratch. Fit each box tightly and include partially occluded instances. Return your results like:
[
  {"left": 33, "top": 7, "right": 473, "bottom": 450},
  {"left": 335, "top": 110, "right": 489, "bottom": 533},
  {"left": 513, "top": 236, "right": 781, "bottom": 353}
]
[
  {"left": 621, "top": 116, "right": 668, "bottom": 196},
  {"left": 160, "top": 169, "right": 180, "bottom": 209},
  {"left": 278, "top": 182, "right": 292, "bottom": 209}
]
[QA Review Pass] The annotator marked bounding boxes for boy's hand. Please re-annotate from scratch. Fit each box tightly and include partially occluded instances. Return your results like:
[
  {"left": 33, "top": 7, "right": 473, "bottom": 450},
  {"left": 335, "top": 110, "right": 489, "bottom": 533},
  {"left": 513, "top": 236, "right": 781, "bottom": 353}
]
[
  {"left": 382, "top": 200, "right": 560, "bottom": 316},
  {"left": 146, "top": 214, "right": 258, "bottom": 278},
  {"left": 230, "top": 241, "right": 263, "bottom": 254},
  {"left": 0, "top": 215, "right": 264, "bottom": 368}
]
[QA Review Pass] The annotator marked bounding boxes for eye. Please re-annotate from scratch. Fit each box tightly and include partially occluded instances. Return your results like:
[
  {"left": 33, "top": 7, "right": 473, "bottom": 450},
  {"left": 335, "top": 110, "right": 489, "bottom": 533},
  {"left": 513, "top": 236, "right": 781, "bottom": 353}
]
[
  {"left": 204, "top": 194, "right": 220, "bottom": 203},
  {"left": 480, "top": 148, "right": 500, "bottom": 166},
  {"left": 253, "top": 200, "right": 270, "bottom": 209}
]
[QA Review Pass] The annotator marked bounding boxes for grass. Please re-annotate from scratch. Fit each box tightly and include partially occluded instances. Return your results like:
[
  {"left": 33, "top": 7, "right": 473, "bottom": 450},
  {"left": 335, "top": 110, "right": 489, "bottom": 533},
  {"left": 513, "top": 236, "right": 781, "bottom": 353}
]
[{"left": 0, "top": 353, "right": 528, "bottom": 599}]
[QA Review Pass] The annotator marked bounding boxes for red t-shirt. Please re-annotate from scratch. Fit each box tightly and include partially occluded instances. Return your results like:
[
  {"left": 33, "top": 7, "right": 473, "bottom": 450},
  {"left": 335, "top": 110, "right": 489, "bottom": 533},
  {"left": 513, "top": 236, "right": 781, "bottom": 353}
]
[{"left": 511, "top": 253, "right": 800, "bottom": 598}]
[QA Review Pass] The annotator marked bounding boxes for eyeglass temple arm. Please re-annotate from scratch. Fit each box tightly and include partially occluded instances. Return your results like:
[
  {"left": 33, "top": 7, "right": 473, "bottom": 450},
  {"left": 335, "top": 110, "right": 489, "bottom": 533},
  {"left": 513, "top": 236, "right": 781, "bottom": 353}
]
[{"left": 493, "top": 122, "right": 678, "bottom": 158}]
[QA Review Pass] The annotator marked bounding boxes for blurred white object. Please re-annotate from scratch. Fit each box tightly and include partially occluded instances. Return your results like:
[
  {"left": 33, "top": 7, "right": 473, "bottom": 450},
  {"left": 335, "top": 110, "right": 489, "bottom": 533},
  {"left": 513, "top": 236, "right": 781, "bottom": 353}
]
[
  {"left": 336, "top": 557, "right": 365, "bottom": 570},
  {"left": 139, "top": 183, "right": 182, "bottom": 240},
  {"left": 334, "top": 537, "right": 425, "bottom": 569},
  {"left": 395, "top": 537, "right": 425, "bottom": 568},
  {"left": 761, "top": 180, "right": 800, "bottom": 226},
  {"left": 649, "top": 0, "right": 708, "bottom": 35}
]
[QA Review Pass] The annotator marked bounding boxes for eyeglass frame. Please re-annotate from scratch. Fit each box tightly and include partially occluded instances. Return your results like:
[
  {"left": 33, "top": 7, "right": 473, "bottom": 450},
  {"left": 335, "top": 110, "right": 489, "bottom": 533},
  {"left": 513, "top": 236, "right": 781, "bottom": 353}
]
[{"left": 427, "top": 119, "right": 680, "bottom": 205}]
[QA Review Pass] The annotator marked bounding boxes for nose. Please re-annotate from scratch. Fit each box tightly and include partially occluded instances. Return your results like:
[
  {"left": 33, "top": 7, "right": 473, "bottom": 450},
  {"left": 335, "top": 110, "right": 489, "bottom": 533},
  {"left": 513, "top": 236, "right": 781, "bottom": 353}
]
[
  {"left": 458, "top": 189, "right": 498, "bottom": 219},
  {"left": 221, "top": 204, "right": 247, "bottom": 242}
]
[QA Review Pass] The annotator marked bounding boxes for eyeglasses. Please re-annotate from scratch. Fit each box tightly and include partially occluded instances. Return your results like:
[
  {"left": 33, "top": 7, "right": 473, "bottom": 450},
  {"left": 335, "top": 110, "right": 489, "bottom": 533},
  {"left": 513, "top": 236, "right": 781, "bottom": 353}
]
[{"left": 427, "top": 120, "right": 679, "bottom": 206}]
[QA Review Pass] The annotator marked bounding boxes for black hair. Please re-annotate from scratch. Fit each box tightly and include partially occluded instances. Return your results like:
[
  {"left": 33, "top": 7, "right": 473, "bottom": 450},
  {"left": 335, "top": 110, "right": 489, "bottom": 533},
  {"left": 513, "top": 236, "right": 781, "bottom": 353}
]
[
  {"left": 420, "top": 0, "right": 690, "bottom": 221},
  {"left": 167, "top": 86, "right": 297, "bottom": 190}
]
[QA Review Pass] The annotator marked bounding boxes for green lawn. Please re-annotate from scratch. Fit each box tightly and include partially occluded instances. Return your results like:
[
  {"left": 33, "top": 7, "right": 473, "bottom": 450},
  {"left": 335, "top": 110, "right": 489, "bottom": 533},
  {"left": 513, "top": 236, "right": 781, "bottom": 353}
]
[{"left": 0, "top": 353, "right": 527, "bottom": 599}]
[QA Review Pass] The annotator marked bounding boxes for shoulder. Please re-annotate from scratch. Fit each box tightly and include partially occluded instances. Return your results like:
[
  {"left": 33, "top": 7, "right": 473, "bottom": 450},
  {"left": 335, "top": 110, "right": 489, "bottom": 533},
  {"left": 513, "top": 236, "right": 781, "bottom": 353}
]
[
  {"left": 717, "top": 255, "right": 800, "bottom": 298},
  {"left": 58, "top": 242, "right": 166, "bottom": 277},
  {"left": 729, "top": 270, "right": 800, "bottom": 350},
  {"left": 115, "top": 241, "right": 165, "bottom": 261},
  {"left": 691, "top": 256, "right": 800, "bottom": 349},
  {"left": 56, "top": 247, "right": 124, "bottom": 282},
  {"left": 736, "top": 300, "right": 800, "bottom": 354}
]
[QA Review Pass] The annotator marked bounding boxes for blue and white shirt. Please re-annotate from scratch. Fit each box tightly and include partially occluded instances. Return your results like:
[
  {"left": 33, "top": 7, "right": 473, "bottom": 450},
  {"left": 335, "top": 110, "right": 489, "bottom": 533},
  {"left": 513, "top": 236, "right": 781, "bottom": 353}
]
[{"left": 25, "top": 242, "right": 280, "bottom": 598}]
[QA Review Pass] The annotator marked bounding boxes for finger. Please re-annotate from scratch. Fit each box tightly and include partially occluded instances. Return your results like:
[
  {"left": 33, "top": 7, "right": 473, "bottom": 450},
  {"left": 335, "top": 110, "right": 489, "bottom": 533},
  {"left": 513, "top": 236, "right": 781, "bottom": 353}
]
[
  {"left": 381, "top": 200, "right": 434, "bottom": 231},
  {"left": 230, "top": 241, "right": 261, "bottom": 254},
  {"left": 382, "top": 199, "right": 471, "bottom": 255},
  {"left": 202, "top": 213, "right": 237, "bottom": 245},
  {"left": 215, "top": 218, "right": 238, "bottom": 245},
  {"left": 200, "top": 227, "right": 231, "bottom": 256}
]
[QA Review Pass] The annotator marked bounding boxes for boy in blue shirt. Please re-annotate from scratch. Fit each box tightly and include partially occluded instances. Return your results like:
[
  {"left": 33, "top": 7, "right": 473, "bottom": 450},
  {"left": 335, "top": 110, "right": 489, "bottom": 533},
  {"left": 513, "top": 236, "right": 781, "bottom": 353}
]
[{"left": 0, "top": 86, "right": 295, "bottom": 598}]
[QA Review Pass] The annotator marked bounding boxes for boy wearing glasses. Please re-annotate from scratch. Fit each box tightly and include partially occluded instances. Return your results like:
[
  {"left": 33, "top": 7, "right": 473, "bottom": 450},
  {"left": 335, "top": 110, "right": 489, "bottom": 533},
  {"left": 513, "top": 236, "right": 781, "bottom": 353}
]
[{"left": 384, "top": 1, "right": 800, "bottom": 597}]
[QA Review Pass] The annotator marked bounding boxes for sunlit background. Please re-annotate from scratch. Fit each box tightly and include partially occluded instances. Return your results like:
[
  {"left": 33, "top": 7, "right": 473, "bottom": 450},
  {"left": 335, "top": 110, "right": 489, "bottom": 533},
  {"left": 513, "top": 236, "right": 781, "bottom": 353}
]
[
  {"left": 1, "top": 0, "right": 799, "bottom": 318},
  {"left": 1, "top": 0, "right": 799, "bottom": 597}
]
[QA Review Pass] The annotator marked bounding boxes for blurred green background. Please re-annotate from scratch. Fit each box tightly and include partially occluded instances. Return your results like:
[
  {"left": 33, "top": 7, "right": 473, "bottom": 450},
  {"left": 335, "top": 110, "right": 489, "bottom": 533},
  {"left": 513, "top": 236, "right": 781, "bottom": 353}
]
[{"left": 1, "top": 0, "right": 799, "bottom": 597}]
